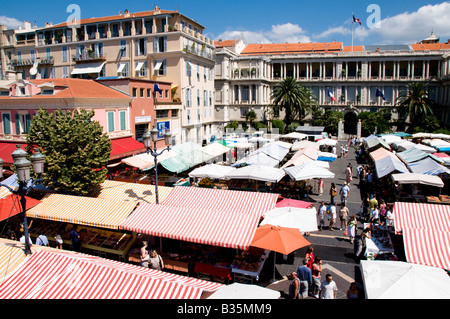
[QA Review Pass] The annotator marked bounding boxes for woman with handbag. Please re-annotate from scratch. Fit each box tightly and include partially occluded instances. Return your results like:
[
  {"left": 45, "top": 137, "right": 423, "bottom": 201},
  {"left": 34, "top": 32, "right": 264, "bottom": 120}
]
[{"left": 329, "top": 183, "right": 337, "bottom": 205}]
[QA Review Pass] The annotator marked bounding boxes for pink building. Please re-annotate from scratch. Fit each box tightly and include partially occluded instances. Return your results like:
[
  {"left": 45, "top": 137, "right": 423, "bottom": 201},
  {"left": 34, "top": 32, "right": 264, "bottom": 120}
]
[{"left": 0, "top": 78, "right": 145, "bottom": 164}]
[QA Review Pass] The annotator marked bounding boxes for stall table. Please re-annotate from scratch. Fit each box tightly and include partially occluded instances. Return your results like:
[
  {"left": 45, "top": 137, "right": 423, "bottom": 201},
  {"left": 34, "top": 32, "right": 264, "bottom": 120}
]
[
  {"left": 194, "top": 262, "right": 232, "bottom": 284},
  {"left": 365, "top": 225, "right": 397, "bottom": 261},
  {"left": 232, "top": 249, "right": 270, "bottom": 283}
]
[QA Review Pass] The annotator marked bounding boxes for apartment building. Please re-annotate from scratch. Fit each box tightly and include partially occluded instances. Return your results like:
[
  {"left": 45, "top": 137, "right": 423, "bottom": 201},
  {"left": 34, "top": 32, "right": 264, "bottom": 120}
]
[
  {"left": 0, "top": 6, "right": 216, "bottom": 145},
  {"left": 0, "top": 78, "right": 149, "bottom": 164},
  {"left": 214, "top": 34, "right": 450, "bottom": 136}
]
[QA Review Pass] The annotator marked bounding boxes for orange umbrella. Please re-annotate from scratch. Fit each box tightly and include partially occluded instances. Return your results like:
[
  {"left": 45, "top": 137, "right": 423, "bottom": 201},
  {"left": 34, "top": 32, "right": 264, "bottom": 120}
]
[{"left": 250, "top": 224, "right": 311, "bottom": 255}]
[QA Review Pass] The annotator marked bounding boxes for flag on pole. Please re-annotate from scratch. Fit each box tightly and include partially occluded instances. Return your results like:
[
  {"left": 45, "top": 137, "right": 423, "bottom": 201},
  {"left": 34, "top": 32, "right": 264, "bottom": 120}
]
[
  {"left": 376, "top": 88, "right": 386, "bottom": 100},
  {"left": 327, "top": 89, "right": 337, "bottom": 101},
  {"left": 154, "top": 83, "right": 163, "bottom": 94},
  {"left": 353, "top": 15, "right": 362, "bottom": 25}
]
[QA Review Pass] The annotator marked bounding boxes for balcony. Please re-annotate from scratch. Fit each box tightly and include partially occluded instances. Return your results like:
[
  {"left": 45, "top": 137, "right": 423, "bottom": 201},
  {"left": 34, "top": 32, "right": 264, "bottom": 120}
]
[
  {"left": 183, "top": 45, "right": 215, "bottom": 61},
  {"left": 11, "top": 57, "right": 54, "bottom": 66},
  {"left": 72, "top": 52, "right": 107, "bottom": 62}
]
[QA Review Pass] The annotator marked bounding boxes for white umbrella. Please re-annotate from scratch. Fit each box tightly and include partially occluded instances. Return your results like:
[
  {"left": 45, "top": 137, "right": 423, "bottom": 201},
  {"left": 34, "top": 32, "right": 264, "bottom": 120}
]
[
  {"left": 260, "top": 207, "right": 318, "bottom": 233},
  {"left": 284, "top": 162, "right": 335, "bottom": 180},
  {"left": 207, "top": 282, "right": 280, "bottom": 299},
  {"left": 225, "top": 165, "right": 285, "bottom": 183},
  {"left": 189, "top": 164, "right": 236, "bottom": 179},
  {"left": 316, "top": 138, "right": 337, "bottom": 146},
  {"left": 281, "top": 132, "right": 307, "bottom": 140},
  {"left": 360, "top": 260, "right": 450, "bottom": 299}
]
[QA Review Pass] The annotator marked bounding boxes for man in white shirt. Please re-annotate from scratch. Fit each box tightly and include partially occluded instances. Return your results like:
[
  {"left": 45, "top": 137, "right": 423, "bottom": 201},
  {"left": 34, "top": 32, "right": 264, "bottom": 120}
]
[
  {"left": 318, "top": 202, "right": 327, "bottom": 231},
  {"left": 320, "top": 274, "right": 338, "bottom": 299},
  {"left": 340, "top": 182, "right": 350, "bottom": 206},
  {"left": 35, "top": 231, "right": 49, "bottom": 246},
  {"left": 329, "top": 203, "right": 337, "bottom": 231}
]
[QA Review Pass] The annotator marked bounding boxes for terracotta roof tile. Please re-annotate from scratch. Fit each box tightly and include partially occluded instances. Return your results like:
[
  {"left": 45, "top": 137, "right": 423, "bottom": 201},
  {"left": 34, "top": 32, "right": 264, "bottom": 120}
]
[
  {"left": 241, "top": 42, "right": 343, "bottom": 55},
  {"left": 343, "top": 46, "right": 364, "bottom": 52},
  {"left": 411, "top": 43, "right": 450, "bottom": 51},
  {"left": 214, "top": 40, "right": 239, "bottom": 48}
]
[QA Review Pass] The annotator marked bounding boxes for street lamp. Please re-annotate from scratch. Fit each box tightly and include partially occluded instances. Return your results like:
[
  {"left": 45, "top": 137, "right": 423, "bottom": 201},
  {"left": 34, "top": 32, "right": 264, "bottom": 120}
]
[
  {"left": 143, "top": 127, "right": 171, "bottom": 204},
  {"left": 0, "top": 145, "right": 45, "bottom": 255}
]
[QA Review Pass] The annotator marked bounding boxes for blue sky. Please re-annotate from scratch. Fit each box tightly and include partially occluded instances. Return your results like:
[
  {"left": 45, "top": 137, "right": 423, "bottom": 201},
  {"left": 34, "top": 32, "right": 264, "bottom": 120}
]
[{"left": 1, "top": 1, "right": 449, "bottom": 46}]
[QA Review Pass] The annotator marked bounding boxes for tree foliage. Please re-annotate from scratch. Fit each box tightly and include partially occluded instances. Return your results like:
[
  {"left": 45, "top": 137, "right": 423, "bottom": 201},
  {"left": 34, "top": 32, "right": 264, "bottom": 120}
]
[
  {"left": 358, "top": 109, "right": 392, "bottom": 137},
  {"left": 271, "top": 77, "right": 317, "bottom": 125},
  {"left": 311, "top": 106, "right": 343, "bottom": 135},
  {"left": 26, "top": 108, "right": 111, "bottom": 196},
  {"left": 396, "top": 82, "right": 436, "bottom": 130}
]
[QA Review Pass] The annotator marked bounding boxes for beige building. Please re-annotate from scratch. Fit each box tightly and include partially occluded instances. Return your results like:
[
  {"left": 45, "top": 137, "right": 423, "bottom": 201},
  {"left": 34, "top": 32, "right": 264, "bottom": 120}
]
[
  {"left": 214, "top": 35, "right": 450, "bottom": 137},
  {"left": 0, "top": 6, "right": 217, "bottom": 145}
]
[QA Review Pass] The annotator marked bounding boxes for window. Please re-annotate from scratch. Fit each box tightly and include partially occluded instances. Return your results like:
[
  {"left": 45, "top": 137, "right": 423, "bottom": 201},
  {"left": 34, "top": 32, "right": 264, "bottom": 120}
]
[
  {"left": 147, "top": 89, "right": 152, "bottom": 98},
  {"left": 241, "top": 85, "right": 249, "bottom": 102},
  {"left": 30, "top": 50, "right": 36, "bottom": 62},
  {"left": 62, "top": 46, "right": 68, "bottom": 62},
  {"left": 41, "top": 89, "right": 54, "bottom": 95},
  {"left": 156, "top": 110, "right": 169, "bottom": 118},
  {"left": 15, "top": 113, "right": 31, "bottom": 134},
  {"left": 107, "top": 112, "right": 115, "bottom": 132},
  {"left": 172, "top": 109, "right": 179, "bottom": 118},
  {"left": 135, "top": 38, "right": 147, "bottom": 56},
  {"left": 2, "top": 113, "right": 11, "bottom": 134},
  {"left": 132, "top": 88, "right": 138, "bottom": 97},
  {"left": 120, "top": 40, "right": 127, "bottom": 57},
  {"left": 117, "top": 62, "right": 129, "bottom": 77},
  {"left": 63, "top": 66, "right": 69, "bottom": 78},
  {"left": 135, "top": 61, "right": 148, "bottom": 77},
  {"left": 154, "top": 60, "right": 166, "bottom": 76},
  {"left": 119, "top": 111, "right": 126, "bottom": 131},
  {"left": 145, "top": 20, "right": 153, "bottom": 34},
  {"left": 186, "top": 88, "right": 192, "bottom": 107},
  {"left": 17, "top": 51, "right": 22, "bottom": 62},
  {"left": 154, "top": 36, "right": 167, "bottom": 53},
  {"left": 46, "top": 48, "right": 51, "bottom": 60},
  {"left": 186, "top": 60, "right": 192, "bottom": 77},
  {"left": 0, "top": 90, "right": 9, "bottom": 96},
  {"left": 197, "top": 89, "right": 200, "bottom": 106}
]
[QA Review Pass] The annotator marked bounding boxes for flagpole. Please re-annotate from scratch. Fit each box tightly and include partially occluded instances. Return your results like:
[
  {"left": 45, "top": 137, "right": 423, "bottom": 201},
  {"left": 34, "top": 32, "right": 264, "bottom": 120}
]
[{"left": 352, "top": 12, "right": 354, "bottom": 52}]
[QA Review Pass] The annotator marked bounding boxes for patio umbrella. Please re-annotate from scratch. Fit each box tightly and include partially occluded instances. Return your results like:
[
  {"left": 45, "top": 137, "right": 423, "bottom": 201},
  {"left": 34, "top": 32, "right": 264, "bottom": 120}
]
[
  {"left": 316, "top": 138, "right": 337, "bottom": 146},
  {"left": 225, "top": 165, "right": 286, "bottom": 183},
  {"left": 250, "top": 224, "right": 311, "bottom": 255},
  {"left": 284, "top": 162, "right": 335, "bottom": 180},
  {"left": 250, "top": 224, "right": 311, "bottom": 281},
  {"left": 260, "top": 207, "right": 318, "bottom": 233},
  {"left": 207, "top": 282, "right": 280, "bottom": 299},
  {"left": 275, "top": 198, "right": 313, "bottom": 209}
]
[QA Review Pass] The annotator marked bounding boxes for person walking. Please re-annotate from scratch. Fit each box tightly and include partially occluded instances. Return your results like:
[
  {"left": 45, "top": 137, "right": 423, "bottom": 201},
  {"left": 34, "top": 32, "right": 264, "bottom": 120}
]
[
  {"left": 329, "top": 183, "right": 337, "bottom": 205},
  {"left": 328, "top": 203, "right": 337, "bottom": 231},
  {"left": 319, "top": 274, "right": 338, "bottom": 299},
  {"left": 296, "top": 258, "right": 312, "bottom": 299},
  {"left": 311, "top": 257, "right": 322, "bottom": 298},
  {"left": 288, "top": 272, "right": 300, "bottom": 299},
  {"left": 347, "top": 215, "right": 357, "bottom": 244},
  {"left": 69, "top": 226, "right": 81, "bottom": 252},
  {"left": 318, "top": 201, "right": 327, "bottom": 231},
  {"left": 339, "top": 203, "right": 349, "bottom": 231},
  {"left": 345, "top": 164, "right": 352, "bottom": 184},
  {"left": 339, "top": 182, "right": 350, "bottom": 207}
]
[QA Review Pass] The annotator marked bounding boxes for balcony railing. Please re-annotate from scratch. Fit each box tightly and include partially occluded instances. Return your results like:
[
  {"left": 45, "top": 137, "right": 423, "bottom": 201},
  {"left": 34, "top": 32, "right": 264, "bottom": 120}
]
[
  {"left": 72, "top": 52, "right": 107, "bottom": 62},
  {"left": 183, "top": 45, "right": 215, "bottom": 61}
]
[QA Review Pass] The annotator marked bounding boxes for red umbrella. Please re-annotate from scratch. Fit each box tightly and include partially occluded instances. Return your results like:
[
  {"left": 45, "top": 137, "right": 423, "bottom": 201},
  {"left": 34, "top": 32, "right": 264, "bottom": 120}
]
[
  {"left": 0, "top": 195, "right": 42, "bottom": 222},
  {"left": 433, "top": 153, "right": 450, "bottom": 158},
  {"left": 250, "top": 224, "right": 311, "bottom": 255},
  {"left": 276, "top": 197, "right": 313, "bottom": 209}
]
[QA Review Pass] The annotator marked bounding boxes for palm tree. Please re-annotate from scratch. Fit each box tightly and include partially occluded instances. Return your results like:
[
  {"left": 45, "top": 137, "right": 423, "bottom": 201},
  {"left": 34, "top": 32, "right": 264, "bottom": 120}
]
[
  {"left": 396, "top": 82, "right": 436, "bottom": 130},
  {"left": 271, "top": 77, "right": 316, "bottom": 127}
]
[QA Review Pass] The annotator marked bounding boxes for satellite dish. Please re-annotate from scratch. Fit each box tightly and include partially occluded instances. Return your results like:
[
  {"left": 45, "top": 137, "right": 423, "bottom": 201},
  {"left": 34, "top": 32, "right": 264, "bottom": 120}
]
[{"left": 30, "top": 67, "right": 37, "bottom": 75}]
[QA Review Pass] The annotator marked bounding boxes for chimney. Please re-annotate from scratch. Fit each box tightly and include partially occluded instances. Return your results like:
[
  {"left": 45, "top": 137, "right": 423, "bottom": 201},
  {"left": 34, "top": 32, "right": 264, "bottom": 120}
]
[{"left": 23, "top": 21, "right": 31, "bottom": 30}]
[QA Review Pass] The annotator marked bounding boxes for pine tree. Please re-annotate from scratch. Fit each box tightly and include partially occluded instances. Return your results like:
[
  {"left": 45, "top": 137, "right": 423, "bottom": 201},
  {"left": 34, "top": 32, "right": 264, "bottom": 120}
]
[{"left": 26, "top": 108, "right": 111, "bottom": 196}]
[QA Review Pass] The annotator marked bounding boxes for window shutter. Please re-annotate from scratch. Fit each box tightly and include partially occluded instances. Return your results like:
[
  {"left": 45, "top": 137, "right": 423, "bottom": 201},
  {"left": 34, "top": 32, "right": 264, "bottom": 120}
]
[
  {"left": 154, "top": 37, "right": 159, "bottom": 53},
  {"left": 25, "top": 114, "right": 31, "bottom": 133},
  {"left": 15, "top": 114, "right": 20, "bottom": 134},
  {"left": 3, "top": 114, "right": 11, "bottom": 135},
  {"left": 120, "top": 111, "right": 126, "bottom": 130},
  {"left": 108, "top": 112, "right": 114, "bottom": 132}
]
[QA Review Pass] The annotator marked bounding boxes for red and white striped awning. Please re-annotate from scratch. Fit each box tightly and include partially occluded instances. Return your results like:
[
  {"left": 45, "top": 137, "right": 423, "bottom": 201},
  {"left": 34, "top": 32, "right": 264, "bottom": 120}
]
[
  {"left": 402, "top": 228, "right": 450, "bottom": 270},
  {"left": 120, "top": 203, "right": 262, "bottom": 250},
  {"left": 394, "top": 202, "right": 450, "bottom": 234},
  {"left": 0, "top": 250, "right": 222, "bottom": 299},
  {"left": 394, "top": 202, "right": 450, "bottom": 270},
  {"left": 160, "top": 186, "right": 279, "bottom": 215}
]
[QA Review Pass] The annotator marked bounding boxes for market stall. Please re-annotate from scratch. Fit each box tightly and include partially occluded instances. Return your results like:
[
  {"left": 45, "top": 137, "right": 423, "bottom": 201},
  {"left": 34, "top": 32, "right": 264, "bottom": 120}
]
[
  {"left": 360, "top": 260, "right": 450, "bottom": 299},
  {"left": 0, "top": 249, "right": 223, "bottom": 299},
  {"left": 393, "top": 202, "right": 450, "bottom": 270},
  {"left": 365, "top": 224, "right": 397, "bottom": 261},
  {"left": 224, "top": 165, "right": 286, "bottom": 183}
]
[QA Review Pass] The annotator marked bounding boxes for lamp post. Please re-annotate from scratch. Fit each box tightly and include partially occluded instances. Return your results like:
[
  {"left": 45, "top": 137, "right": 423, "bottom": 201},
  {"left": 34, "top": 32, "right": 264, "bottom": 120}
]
[
  {"left": 0, "top": 145, "right": 45, "bottom": 255},
  {"left": 142, "top": 127, "right": 171, "bottom": 204}
]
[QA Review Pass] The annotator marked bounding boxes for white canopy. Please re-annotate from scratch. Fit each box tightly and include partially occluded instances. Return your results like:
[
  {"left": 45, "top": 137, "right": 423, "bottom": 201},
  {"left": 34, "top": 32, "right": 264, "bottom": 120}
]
[
  {"left": 201, "top": 142, "right": 232, "bottom": 158},
  {"left": 207, "top": 283, "right": 280, "bottom": 299},
  {"left": 284, "top": 162, "right": 335, "bottom": 180},
  {"left": 225, "top": 165, "right": 285, "bottom": 183},
  {"left": 316, "top": 138, "right": 338, "bottom": 146},
  {"left": 391, "top": 173, "right": 444, "bottom": 188},
  {"left": 360, "top": 260, "right": 450, "bottom": 299},
  {"left": 260, "top": 207, "right": 318, "bottom": 233},
  {"left": 291, "top": 140, "right": 320, "bottom": 151},
  {"left": 189, "top": 164, "right": 236, "bottom": 180},
  {"left": 71, "top": 62, "right": 106, "bottom": 75},
  {"left": 281, "top": 132, "right": 307, "bottom": 140}
]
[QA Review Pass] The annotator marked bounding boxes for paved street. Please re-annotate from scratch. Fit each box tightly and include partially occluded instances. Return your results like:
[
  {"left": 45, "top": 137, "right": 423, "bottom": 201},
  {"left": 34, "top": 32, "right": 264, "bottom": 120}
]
[{"left": 261, "top": 141, "right": 369, "bottom": 299}]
